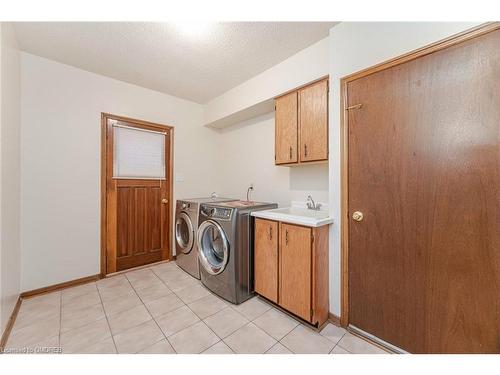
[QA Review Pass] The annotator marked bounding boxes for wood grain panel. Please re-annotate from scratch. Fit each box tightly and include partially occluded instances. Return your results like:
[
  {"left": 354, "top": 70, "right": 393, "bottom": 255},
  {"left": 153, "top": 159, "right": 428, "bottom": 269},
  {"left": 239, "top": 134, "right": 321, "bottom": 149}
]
[
  {"left": 348, "top": 28, "right": 500, "bottom": 353},
  {"left": 254, "top": 218, "right": 279, "bottom": 303},
  {"left": 279, "top": 223, "right": 312, "bottom": 321},
  {"left": 312, "top": 225, "right": 329, "bottom": 326},
  {"left": 299, "top": 79, "right": 328, "bottom": 162},
  {"left": 275, "top": 92, "right": 298, "bottom": 164}
]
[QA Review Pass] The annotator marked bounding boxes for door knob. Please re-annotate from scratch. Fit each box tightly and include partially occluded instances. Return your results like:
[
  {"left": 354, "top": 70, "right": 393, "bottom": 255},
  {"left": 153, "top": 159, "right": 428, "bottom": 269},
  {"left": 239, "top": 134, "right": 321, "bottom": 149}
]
[
  {"left": 352, "top": 211, "right": 364, "bottom": 222},
  {"left": 161, "top": 198, "right": 168, "bottom": 204}
]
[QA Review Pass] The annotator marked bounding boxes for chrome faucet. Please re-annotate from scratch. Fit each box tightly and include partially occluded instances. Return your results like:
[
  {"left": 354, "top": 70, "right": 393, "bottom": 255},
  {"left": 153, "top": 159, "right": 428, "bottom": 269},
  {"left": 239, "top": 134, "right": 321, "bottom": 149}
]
[{"left": 307, "top": 195, "right": 321, "bottom": 211}]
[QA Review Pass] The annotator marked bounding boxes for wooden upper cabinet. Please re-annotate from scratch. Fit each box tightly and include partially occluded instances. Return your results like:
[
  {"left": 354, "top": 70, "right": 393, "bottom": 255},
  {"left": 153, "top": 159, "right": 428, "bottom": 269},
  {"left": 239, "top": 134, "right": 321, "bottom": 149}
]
[
  {"left": 275, "top": 92, "right": 298, "bottom": 164},
  {"left": 279, "top": 223, "right": 312, "bottom": 321},
  {"left": 299, "top": 79, "right": 328, "bottom": 162},
  {"left": 274, "top": 78, "right": 328, "bottom": 166},
  {"left": 254, "top": 218, "right": 279, "bottom": 303}
]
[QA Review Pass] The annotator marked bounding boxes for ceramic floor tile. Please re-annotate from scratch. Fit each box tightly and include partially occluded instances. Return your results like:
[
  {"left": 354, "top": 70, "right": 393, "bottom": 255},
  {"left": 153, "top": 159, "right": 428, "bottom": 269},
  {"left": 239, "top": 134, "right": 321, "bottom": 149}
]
[
  {"left": 337, "top": 333, "right": 387, "bottom": 354},
  {"left": 188, "top": 293, "right": 227, "bottom": 319},
  {"left": 14, "top": 303, "right": 60, "bottom": 331},
  {"left": 61, "top": 302, "right": 106, "bottom": 333},
  {"left": 60, "top": 318, "right": 111, "bottom": 354},
  {"left": 127, "top": 271, "right": 163, "bottom": 291},
  {"left": 231, "top": 297, "right": 271, "bottom": 321},
  {"left": 107, "top": 304, "right": 152, "bottom": 335},
  {"left": 61, "top": 282, "right": 97, "bottom": 301},
  {"left": 62, "top": 290, "right": 101, "bottom": 313},
  {"left": 168, "top": 322, "right": 219, "bottom": 354},
  {"left": 21, "top": 292, "right": 61, "bottom": 309},
  {"left": 253, "top": 308, "right": 299, "bottom": 340},
  {"left": 98, "top": 284, "right": 135, "bottom": 302},
  {"left": 174, "top": 283, "right": 211, "bottom": 304},
  {"left": 101, "top": 289, "right": 142, "bottom": 316},
  {"left": 145, "top": 293, "right": 184, "bottom": 318},
  {"left": 97, "top": 275, "right": 129, "bottom": 290},
  {"left": 79, "top": 337, "right": 117, "bottom": 354},
  {"left": 135, "top": 282, "right": 172, "bottom": 304},
  {"left": 155, "top": 305, "right": 200, "bottom": 337},
  {"left": 7, "top": 317, "right": 60, "bottom": 348},
  {"left": 280, "top": 325, "right": 335, "bottom": 354},
  {"left": 265, "top": 342, "right": 293, "bottom": 354},
  {"left": 330, "top": 345, "right": 351, "bottom": 354},
  {"left": 113, "top": 320, "right": 165, "bottom": 354},
  {"left": 320, "top": 323, "right": 347, "bottom": 345},
  {"left": 203, "top": 307, "right": 248, "bottom": 338},
  {"left": 224, "top": 322, "right": 276, "bottom": 354},
  {"left": 139, "top": 339, "right": 176, "bottom": 354},
  {"left": 201, "top": 341, "right": 234, "bottom": 354},
  {"left": 150, "top": 261, "right": 179, "bottom": 274}
]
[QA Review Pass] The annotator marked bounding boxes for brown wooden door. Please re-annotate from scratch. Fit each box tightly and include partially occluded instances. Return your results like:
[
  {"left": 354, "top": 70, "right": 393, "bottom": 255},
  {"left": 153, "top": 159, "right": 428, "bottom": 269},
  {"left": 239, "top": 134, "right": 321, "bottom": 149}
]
[
  {"left": 103, "top": 115, "right": 172, "bottom": 274},
  {"left": 254, "top": 219, "right": 279, "bottom": 303},
  {"left": 275, "top": 92, "right": 298, "bottom": 164},
  {"left": 279, "top": 223, "right": 312, "bottom": 321},
  {"left": 299, "top": 79, "right": 328, "bottom": 162},
  {"left": 347, "top": 29, "right": 500, "bottom": 353}
]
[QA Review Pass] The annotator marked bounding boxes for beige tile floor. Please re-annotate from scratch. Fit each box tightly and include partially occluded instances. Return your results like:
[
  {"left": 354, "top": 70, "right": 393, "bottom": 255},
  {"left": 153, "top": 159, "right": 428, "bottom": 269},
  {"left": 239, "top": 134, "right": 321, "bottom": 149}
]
[{"left": 4, "top": 262, "right": 388, "bottom": 354}]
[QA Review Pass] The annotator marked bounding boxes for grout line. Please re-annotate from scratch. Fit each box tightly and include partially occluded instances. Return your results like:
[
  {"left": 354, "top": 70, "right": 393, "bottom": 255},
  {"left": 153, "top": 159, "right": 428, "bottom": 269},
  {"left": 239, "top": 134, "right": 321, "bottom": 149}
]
[
  {"left": 149, "top": 265, "right": 231, "bottom": 352},
  {"left": 95, "top": 282, "right": 119, "bottom": 354},
  {"left": 124, "top": 270, "right": 178, "bottom": 354}
]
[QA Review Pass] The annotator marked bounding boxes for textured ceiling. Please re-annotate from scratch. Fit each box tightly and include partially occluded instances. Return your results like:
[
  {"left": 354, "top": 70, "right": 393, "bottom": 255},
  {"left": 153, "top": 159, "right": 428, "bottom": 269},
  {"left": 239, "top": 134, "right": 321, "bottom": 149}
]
[{"left": 13, "top": 22, "right": 336, "bottom": 103}]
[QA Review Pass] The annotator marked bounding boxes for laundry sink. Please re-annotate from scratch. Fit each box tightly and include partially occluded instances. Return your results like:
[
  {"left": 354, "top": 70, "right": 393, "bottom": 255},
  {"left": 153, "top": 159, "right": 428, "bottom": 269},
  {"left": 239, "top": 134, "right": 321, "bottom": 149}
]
[{"left": 251, "top": 204, "right": 333, "bottom": 227}]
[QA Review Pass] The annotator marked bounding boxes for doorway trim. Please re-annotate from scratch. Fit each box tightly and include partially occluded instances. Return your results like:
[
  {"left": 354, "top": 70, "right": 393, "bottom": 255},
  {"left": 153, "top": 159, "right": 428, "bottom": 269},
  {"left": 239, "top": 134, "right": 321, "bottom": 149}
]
[
  {"left": 339, "top": 22, "right": 499, "bottom": 327},
  {"left": 100, "top": 113, "right": 174, "bottom": 277}
]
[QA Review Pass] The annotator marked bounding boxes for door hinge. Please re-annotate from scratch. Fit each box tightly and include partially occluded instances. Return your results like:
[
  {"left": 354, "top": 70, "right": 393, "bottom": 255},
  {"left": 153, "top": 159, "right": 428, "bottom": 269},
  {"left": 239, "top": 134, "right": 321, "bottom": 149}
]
[
  {"left": 346, "top": 103, "right": 363, "bottom": 111},
  {"left": 310, "top": 308, "right": 314, "bottom": 318},
  {"left": 311, "top": 233, "right": 315, "bottom": 244}
]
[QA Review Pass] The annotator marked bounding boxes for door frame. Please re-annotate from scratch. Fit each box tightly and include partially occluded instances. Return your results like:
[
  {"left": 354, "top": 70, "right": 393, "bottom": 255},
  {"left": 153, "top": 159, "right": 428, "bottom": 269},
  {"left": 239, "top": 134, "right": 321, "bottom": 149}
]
[
  {"left": 339, "top": 22, "right": 499, "bottom": 327},
  {"left": 100, "top": 113, "right": 174, "bottom": 277}
]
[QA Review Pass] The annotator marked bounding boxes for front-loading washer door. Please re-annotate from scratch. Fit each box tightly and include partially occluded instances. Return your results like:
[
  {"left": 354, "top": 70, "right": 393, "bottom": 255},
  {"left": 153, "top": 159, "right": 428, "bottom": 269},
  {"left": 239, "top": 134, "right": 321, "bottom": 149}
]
[
  {"left": 175, "top": 212, "right": 194, "bottom": 254},
  {"left": 197, "top": 220, "right": 229, "bottom": 275}
]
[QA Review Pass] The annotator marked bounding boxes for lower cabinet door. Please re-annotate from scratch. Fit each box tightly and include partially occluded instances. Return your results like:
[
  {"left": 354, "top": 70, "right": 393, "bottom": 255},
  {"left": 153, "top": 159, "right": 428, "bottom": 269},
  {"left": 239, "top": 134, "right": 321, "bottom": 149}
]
[
  {"left": 279, "top": 223, "right": 312, "bottom": 321},
  {"left": 254, "top": 218, "right": 279, "bottom": 303}
]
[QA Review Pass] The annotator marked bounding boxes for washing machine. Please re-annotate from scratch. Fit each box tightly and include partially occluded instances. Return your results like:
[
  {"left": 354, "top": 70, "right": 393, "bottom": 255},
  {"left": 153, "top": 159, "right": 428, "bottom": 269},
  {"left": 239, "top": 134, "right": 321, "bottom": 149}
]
[
  {"left": 175, "top": 197, "right": 236, "bottom": 279},
  {"left": 197, "top": 200, "right": 278, "bottom": 304}
]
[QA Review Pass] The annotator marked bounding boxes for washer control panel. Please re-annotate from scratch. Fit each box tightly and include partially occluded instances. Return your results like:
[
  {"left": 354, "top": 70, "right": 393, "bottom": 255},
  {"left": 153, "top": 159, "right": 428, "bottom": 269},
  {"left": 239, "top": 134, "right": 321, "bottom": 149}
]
[{"left": 200, "top": 205, "right": 233, "bottom": 220}]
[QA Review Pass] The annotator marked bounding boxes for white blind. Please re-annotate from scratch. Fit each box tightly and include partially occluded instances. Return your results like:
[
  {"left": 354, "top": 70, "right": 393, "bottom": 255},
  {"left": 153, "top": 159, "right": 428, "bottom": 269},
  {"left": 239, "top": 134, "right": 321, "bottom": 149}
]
[{"left": 113, "top": 125, "right": 166, "bottom": 179}]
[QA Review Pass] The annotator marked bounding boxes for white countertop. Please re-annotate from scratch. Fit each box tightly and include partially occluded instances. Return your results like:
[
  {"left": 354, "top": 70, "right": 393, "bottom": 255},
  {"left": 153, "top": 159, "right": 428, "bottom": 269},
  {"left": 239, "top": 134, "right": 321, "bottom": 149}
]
[{"left": 251, "top": 202, "right": 333, "bottom": 227}]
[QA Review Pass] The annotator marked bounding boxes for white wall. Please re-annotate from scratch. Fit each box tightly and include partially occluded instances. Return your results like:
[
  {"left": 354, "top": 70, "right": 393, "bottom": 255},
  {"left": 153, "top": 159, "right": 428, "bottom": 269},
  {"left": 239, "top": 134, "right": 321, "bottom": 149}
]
[
  {"left": 204, "top": 37, "right": 330, "bottom": 128},
  {"left": 20, "top": 53, "right": 221, "bottom": 292},
  {"left": 327, "top": 22, "right": 482, "bottom": 316},
  {"left": 213, "top": 112, "right": 329, "bottom": 206},
  {"left": 0, "top": 22, "right": 21, "bottom": 334}
]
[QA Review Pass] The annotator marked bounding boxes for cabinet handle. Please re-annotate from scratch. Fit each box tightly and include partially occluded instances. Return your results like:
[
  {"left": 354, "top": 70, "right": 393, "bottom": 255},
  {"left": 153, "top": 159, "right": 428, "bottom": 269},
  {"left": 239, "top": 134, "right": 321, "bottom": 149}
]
[
  {"left": 304, "top": 144, "right": 308, "bottom": 158},
  {"left": 269, "top": 226, "right": 272, "bottom": 240},
  {"left": 285, "top": 229, "right": 289, "bottom": 245},
  {"left": 289, "top": 146, "right": 292, "bottom": 160}
]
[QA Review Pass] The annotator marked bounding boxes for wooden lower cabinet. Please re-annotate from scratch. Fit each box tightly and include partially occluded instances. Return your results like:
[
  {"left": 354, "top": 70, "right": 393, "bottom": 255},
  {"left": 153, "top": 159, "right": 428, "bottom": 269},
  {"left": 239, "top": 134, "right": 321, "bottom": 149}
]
[
  {"left": 254, "top": 219, "right": 279, "bottom": 303},
  {"left": 253, "top": 218, "right": 329, "bottom": 326}
]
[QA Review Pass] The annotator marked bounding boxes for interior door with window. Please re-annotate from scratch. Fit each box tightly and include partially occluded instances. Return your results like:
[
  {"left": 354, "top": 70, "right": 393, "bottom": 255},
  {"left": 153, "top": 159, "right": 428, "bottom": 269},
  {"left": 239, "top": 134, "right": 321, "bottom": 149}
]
[{"left": 103, "top": 114, "right": 172, "bottom": 274}]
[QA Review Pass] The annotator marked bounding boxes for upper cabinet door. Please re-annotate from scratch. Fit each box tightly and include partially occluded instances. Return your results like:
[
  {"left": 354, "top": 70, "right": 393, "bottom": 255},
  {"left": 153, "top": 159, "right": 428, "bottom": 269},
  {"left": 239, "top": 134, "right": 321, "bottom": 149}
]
[
  {"left": 299, "top": 79, "right": 328, "bottom": 162},
  {"left": 275, "top": 91, "right": 298, "bottom": 165}
]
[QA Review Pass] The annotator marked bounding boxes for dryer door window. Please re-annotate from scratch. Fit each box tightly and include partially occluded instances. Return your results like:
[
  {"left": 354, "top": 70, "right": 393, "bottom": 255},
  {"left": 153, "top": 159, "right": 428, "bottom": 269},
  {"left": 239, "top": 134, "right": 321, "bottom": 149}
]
[
  {"left": 175, "top": 212, "right": 194, "bottom": 254},
  {"left": 197, "top": 220, "right": 229, "bottom": 275}
]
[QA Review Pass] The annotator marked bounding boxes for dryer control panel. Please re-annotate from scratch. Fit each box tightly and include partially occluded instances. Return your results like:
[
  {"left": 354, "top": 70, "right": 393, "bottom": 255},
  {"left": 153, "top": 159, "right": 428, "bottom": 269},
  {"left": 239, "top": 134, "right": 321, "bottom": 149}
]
[{"left": 200, "top": 205, "right": 233, "bottom": 220}]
